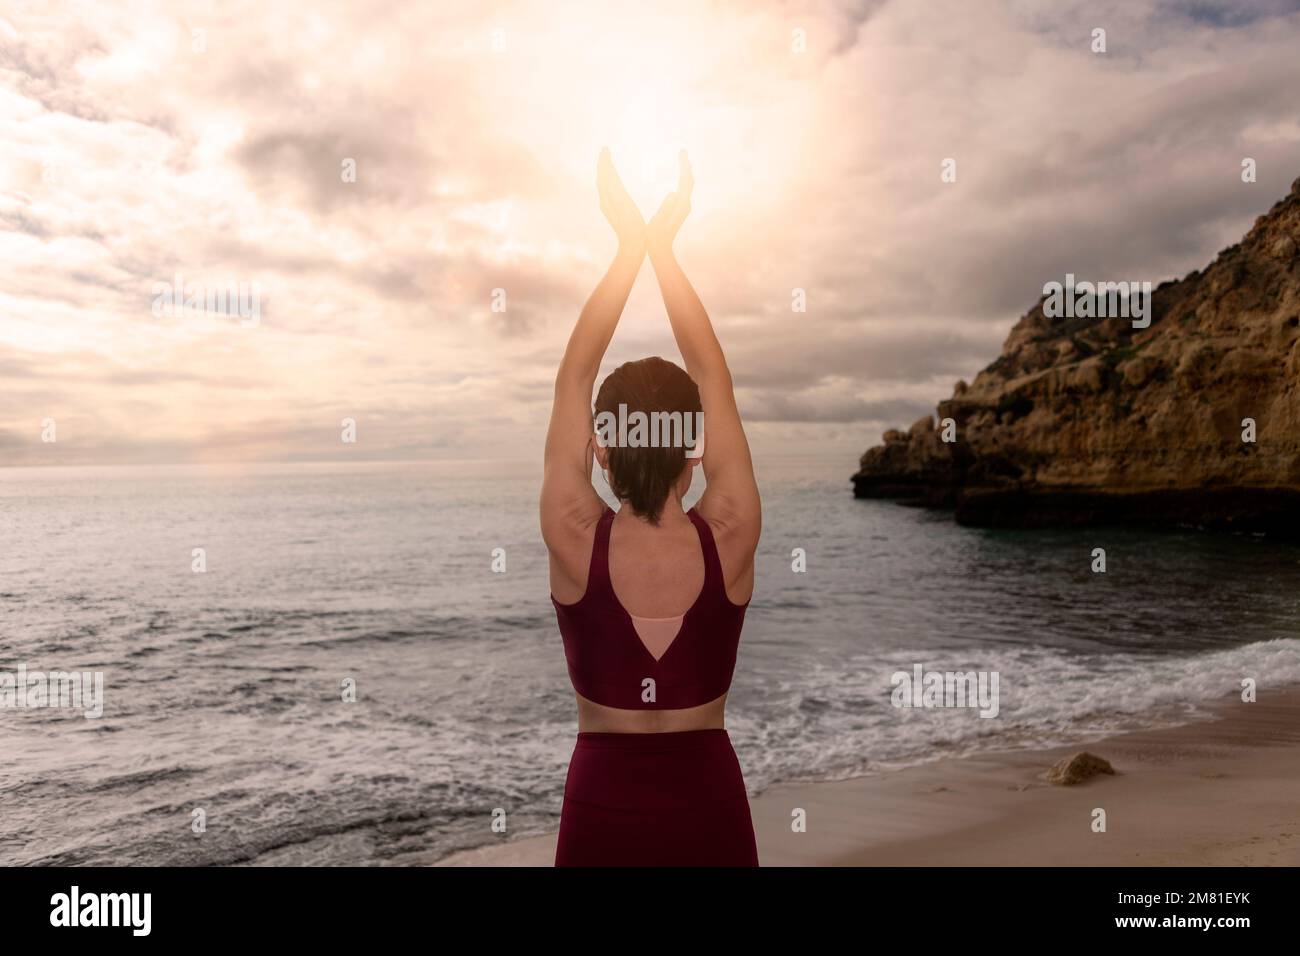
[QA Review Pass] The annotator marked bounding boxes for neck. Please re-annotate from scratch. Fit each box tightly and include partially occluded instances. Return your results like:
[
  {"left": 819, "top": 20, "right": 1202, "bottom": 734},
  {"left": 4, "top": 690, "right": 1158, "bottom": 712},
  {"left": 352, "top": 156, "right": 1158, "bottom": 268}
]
[{"left": 618, "top": 493, "right": 690, "bottom": 526}]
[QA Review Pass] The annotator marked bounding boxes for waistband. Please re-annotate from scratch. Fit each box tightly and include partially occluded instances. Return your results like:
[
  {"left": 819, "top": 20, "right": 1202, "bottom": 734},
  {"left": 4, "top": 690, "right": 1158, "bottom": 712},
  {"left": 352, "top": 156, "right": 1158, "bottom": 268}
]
[{"left": 574, "top": 728, "right": 731, "bottom": 752}]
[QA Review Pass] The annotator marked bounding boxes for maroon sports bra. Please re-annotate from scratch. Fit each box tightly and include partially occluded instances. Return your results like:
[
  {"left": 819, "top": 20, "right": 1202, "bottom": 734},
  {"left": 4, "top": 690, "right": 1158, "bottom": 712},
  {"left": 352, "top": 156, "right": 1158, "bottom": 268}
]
[{"left": 552, "top": 507, "right": 749, "bottom": 710}]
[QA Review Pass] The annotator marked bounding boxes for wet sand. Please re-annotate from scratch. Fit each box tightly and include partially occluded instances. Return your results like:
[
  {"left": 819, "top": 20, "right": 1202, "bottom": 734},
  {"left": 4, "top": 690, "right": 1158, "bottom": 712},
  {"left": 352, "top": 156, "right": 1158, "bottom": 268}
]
[{"left": 437, "top": 688, "right": 1300, "bottom": 866}]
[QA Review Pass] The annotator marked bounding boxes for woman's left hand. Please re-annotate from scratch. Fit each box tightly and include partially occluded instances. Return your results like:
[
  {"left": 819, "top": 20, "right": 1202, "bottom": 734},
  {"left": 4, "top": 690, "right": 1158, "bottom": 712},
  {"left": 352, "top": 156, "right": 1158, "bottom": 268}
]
[{"left": 598, "top": 148, "right": 645, "bottom": 254}]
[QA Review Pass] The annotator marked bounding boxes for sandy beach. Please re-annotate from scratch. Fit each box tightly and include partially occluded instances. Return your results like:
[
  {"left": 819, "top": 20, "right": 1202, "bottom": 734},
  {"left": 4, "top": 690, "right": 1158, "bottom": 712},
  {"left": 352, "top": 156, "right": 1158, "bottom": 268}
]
[{"left": 438, "top": 687, "right": 1300, "bottom": 866}]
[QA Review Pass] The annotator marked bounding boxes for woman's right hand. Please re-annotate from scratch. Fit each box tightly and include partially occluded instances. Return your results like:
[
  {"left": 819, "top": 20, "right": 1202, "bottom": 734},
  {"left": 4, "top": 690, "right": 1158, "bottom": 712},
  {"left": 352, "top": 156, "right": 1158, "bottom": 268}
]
[{"left": 647, "top": 150, "right": 693, "bottom": 255}]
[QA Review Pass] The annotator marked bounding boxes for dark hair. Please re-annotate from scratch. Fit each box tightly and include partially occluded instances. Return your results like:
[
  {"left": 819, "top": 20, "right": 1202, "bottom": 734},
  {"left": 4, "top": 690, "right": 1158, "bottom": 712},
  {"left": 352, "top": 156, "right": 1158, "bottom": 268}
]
[{"left": 593, "top": 357, "right": 702, "bottom": 524}]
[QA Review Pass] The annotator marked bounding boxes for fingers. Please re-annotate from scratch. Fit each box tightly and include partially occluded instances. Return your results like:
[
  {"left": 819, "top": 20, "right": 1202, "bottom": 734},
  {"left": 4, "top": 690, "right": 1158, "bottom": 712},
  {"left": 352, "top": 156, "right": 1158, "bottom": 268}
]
[
  {"left": 603, "top": 150, "right": 635, "bottom": 208},
  {"left": 597, "top": 147, "right": 613, "bottom": 203},
  {"left": 677, "top": 149, "right": 694, "bottom": 201}
]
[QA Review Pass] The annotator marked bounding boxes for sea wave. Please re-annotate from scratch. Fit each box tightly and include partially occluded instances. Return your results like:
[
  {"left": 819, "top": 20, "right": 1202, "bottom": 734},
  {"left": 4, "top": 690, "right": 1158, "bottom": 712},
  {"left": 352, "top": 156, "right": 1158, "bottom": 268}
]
[{"left": 730, "top": 638, "right": 1300, "bottom": 789}]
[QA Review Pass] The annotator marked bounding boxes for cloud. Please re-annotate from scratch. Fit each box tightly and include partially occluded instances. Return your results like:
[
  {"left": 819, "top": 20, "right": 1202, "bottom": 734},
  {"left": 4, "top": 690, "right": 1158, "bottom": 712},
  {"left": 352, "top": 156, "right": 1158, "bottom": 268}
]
[{"left": 2, "top": 0, "right": 1299, "bottom": 468}]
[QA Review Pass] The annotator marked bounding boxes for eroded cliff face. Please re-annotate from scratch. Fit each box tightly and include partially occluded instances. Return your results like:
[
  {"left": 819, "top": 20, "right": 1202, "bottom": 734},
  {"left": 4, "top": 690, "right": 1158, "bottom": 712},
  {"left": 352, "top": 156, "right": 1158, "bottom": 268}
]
[{"left": 853, "top": 176, "right": 1300, "bottom": 533}]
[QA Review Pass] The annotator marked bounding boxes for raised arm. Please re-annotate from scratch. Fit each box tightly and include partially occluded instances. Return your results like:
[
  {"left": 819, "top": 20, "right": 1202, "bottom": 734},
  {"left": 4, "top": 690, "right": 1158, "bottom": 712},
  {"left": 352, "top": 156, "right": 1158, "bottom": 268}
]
[
  {"left": 541, "top": 149, "right": 645, "bottom": 547},
  {"left": 646, "top": 151, "right": 760, "bottom": 546}
]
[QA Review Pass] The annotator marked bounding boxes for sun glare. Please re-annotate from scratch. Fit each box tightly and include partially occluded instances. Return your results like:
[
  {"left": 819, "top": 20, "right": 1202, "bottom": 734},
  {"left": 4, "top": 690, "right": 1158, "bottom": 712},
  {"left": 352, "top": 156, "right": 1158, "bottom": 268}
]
[{"left": 609, "top": 89, "right": 690, "bottom": 213}]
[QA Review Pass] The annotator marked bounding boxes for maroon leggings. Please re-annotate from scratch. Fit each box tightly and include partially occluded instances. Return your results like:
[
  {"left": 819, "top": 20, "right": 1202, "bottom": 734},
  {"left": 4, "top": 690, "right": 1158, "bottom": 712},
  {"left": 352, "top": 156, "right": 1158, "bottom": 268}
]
[{"left": 555, "top": 729, "right": 759, "bottom": 867}]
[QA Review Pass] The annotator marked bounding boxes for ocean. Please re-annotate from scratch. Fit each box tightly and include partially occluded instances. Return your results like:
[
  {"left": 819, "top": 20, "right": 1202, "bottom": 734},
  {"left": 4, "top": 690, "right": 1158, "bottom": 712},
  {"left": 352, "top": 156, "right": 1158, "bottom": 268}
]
[{"left": 3, "top": 457, "right": 1299, "bottom": 865}]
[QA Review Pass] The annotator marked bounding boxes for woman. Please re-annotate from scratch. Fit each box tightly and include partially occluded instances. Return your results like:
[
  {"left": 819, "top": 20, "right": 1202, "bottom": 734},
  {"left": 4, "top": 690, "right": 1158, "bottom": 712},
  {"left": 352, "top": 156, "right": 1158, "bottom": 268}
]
[{"left": 541, "top": 148, "right": 762, "bottom": 866}]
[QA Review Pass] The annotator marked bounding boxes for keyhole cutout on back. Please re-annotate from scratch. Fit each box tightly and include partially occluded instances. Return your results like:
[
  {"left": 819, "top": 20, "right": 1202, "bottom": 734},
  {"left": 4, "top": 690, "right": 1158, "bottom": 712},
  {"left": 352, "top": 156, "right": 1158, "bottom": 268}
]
[
  {"left": 629, "top": 614, "right": 686, "bottom": 661},
  {"left": 606, "top": 509, "right": 708, "bottom": 663}
]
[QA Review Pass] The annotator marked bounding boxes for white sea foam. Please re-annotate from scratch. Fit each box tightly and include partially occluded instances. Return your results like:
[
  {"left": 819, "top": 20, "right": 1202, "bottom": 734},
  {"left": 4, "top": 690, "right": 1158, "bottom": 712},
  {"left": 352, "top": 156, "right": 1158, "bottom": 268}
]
[
  {"left": 732, "top": 638, "right": 1300, "bottom": 790},
  {"left": 4, "top": 460, "right": 1299, "bottom": 862}
]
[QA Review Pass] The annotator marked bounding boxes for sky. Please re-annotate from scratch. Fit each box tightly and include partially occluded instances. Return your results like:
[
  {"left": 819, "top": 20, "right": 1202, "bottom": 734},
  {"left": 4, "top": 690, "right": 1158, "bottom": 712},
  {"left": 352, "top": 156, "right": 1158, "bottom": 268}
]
[{"left": 2, "top": 0, "right": 1300, "bottom": 469}]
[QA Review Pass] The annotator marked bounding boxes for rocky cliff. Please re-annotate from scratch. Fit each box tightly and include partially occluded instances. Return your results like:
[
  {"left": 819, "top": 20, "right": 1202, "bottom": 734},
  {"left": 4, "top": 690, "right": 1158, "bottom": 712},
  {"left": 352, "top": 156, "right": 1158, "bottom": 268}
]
[{"left": 853, "top": 176, "right": 1300, "bottom": 534}]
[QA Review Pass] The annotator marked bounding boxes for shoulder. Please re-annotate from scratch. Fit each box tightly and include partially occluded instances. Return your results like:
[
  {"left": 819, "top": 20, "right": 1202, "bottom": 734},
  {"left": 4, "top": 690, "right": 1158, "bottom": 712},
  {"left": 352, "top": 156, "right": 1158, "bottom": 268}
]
[
  {"left": 543, "top": 500, "right": 609, "bottom": 601},
  {"left": 695, "top": 492, "right": 761, "bottom": 559},
  {"left": 541, "top": 487, "right": 607, "bottom": 555},
  {"left": 693, "top": 499, "right": 759, "bottom": 603}
]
